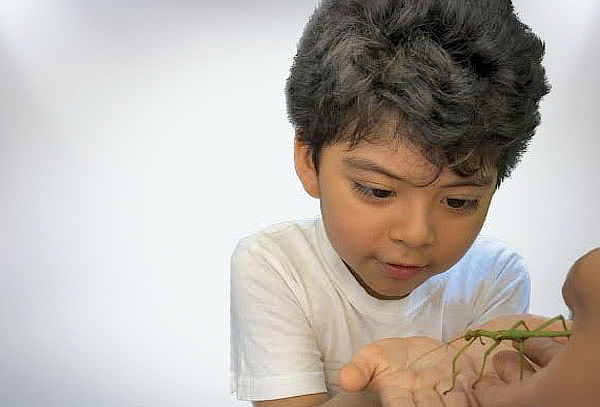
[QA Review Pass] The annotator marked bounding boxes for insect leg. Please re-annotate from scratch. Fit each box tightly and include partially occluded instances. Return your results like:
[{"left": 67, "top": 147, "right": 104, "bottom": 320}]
[
  {"left": 472, "top": 339, "right": 502, "bottom": 388},
  {"left": 518, "top": 339, "right": 525, "bottom": 380},
  {"left": 507, "top": 319, "right": 531, "bottom": 331},
  {"left": 443, "top": 337, "right": 478, "bottom": 395},
  {"left": 531, "top": 314, "right": 567, "bottom": 332}
]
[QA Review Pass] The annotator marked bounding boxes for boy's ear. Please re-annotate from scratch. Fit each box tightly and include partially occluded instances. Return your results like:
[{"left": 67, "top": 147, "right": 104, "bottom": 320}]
[{"left": 294, "top": 137, "right": 321, "bottom": 199}]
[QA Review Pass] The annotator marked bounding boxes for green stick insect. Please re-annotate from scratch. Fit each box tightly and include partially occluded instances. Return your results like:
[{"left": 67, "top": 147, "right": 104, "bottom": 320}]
[{"left": 413, "top": 315, "right": 571, "bottom": 394}]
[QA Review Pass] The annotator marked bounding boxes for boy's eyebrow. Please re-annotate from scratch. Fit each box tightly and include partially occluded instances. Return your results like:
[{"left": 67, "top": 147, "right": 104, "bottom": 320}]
[
  {"left": 343, "top": 157, "right": 409, "bottom": 182},
  {"left": 342, "top": 157, "right": 494, "bottom": 187},
  {"left": 439, "top": 178, "right": 494, "bottom": 188}
]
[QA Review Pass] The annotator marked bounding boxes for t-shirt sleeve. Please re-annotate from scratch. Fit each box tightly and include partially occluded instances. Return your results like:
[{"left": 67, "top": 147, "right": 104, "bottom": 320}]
[
  {"left": 469, "top": 247, "right": 531, "bottom": 328},
  {"left": 229, "top": 239, "right": 327, "bottom": 401}
]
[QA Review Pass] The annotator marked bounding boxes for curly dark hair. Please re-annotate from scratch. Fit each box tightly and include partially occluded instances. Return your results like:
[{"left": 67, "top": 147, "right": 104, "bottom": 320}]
[{"left": 285, "top": 0, "right": 550, "bottom": 186}]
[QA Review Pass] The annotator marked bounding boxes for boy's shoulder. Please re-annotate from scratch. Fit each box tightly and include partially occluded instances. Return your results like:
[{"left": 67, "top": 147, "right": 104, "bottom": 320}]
[
  {"left": 451, "top": 234, "right": 527, "bottom": 279},
  {"left": 468, "top": 235, "right": 523, "bottom": 259},
  {"left": 232, "top": 217, "right": 325, "bottom": 267},
  {"left": 236, "top": 217, "right": 320, "bottom": 248},
  {"left": 230, "top": 217, "right": 336, "bottom": 298}
]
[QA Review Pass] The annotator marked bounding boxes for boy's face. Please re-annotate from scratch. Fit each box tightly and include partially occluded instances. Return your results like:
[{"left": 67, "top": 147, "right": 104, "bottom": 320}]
[{"left": 295, "top": 134, "right": 497, "bottom": 299}]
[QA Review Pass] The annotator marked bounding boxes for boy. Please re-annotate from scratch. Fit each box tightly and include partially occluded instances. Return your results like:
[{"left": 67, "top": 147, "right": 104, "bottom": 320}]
[{"left": 230, "top": 0, "right": 549, "bottom": 405}]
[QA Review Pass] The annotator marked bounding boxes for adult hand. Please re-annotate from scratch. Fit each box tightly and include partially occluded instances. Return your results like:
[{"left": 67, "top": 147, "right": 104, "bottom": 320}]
[{"left": 474, "top": 247, "right": 600, "bottom": 407}]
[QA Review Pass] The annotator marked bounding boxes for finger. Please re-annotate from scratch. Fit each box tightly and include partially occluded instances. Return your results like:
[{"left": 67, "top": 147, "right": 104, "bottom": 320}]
[
  {"left": 491, "top": 350, "right": 536, "bottom": 384},
  {"left": 562, "top": 247, "right": 600, "bottom": 325},
  {"left": 379, "top": 386, "right": 415, "bottom": 407},
  {"left": 473, "top": 373, "right": 541, "bottom": 407},
  {"left": 339, "top": 339, "right": 402, "bottom": 393},
  {"left": 338, "top": 361, "right": 371, "bottom": 392},
  {"left": 511, "top": 337, "right": 563, "bottom": 367}
]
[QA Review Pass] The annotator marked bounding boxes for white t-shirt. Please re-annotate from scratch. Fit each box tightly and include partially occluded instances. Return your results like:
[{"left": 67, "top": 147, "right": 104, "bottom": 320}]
[{"left": 230, "top": 217, "right": 530, "bottom": 401}]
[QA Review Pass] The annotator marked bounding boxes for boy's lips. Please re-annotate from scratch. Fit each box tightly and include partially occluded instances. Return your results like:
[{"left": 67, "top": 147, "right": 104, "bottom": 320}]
[{"left": 379, "top": 261, "right": 428, "bottom": 280}]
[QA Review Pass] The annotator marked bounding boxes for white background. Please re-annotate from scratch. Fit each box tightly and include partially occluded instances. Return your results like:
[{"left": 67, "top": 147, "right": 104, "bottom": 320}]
[{"left": 0, "top": 1, "right": 598, "bottom": 406}]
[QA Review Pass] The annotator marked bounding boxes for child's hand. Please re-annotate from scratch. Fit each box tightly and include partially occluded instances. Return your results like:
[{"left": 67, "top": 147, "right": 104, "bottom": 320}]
[
  {"left": 336, "top": 316, "right": 560, "bottom": 407},
  {"left": 338, "top": 336, "right": 477, "bottom": 407}
]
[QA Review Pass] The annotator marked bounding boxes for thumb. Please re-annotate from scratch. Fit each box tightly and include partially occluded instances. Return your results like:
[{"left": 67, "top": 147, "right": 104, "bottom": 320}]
[
  {"left": 338, "top": 339, "right": 401, "bottom": 392},
  {"left": 491, "top": 350, "right": 536, "bottom": 384},
  {"left": 340, "top": 360, "right": 417, "bottom": 407},
  {"left": 338, "top": 359, "right": 372, "bottom": 392}
]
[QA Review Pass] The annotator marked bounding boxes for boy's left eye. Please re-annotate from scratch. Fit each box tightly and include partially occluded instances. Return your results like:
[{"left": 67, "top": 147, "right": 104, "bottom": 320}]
[
  {"left": 371, "top": 188, "right": 393, "bottom": 198},
  {"left": 445, "top": 198, "right": 479, "bottom": 211}
]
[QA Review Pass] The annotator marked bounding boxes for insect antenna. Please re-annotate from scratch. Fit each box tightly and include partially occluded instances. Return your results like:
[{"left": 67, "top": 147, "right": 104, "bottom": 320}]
[{"left": 408, "top": 335, "right": 466, "bottom": 368}]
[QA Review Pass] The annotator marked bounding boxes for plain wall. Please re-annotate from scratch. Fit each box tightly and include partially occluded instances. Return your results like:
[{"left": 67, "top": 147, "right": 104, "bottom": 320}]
[{"left": 0, "top": 1, "right": 598, "bottom": 405}]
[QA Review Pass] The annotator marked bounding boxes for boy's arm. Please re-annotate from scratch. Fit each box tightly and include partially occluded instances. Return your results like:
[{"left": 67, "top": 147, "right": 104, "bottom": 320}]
[
  {"left": 253, "top": 391, "right": 378, "bottom": 407},
  {"left": 230, "top": 240, "right": 329, "bottom": 402},
  {"left": 253, "top": 393, "right": 329, "bottom": 407}
]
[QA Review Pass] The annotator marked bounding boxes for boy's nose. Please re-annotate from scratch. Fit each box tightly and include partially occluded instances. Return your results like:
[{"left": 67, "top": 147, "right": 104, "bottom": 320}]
[{"left": 387, "top": 207, "right": 436, "bottom": 248}]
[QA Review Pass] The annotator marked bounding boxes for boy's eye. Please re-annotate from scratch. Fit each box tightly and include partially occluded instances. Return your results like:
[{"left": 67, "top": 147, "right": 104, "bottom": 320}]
[
  {"left": 447, "top": 198, "right": 467, "bottom": 208},
  {"left": 372, "top": 188, "right": 393, "bottom": 198},
  {"left": 352, "top": 182, "right": 394, "bottom": 200},
  {"left": 445, "top": 198, "right": 480, "bottom": 211}
]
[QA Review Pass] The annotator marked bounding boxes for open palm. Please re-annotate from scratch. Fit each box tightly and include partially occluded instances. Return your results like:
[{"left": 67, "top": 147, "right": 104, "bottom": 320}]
[
  {"left": 339, "top": 336, "right": 478, "bottom": 407},
  {"left": 337, "top": 315, "right": 558, "bottom": 407}
]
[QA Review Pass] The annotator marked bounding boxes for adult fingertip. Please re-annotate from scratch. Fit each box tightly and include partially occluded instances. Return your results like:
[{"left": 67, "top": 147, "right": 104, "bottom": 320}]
[
  {"left": 563, "top": 247, "right": 600, "bottom": 323},
  {"left": 497, "top": 350, "right": 536, "bottom": 380},
  {"left": 472, "top": 374, "right": 503, "bottom": 389},
  {"left": 519, "top": 337, "right": 563, "bottom": 367},
  {"left": 338, "top": 363, "right": 369, "bottom": 392}
]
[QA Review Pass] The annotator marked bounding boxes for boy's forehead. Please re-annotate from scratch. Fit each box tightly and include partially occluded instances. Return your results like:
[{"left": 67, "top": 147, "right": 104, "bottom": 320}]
[
  {"left": 343, "top": 137, "right": 433, "bottom": 169},
  {"left": 330, "top": 138, "right": 497, "bottom": 186}
]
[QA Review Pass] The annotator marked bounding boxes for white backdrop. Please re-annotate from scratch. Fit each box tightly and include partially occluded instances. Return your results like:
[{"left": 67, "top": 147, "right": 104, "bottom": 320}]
[{"left": 0, "top": 1, "right": 598, "bottom": 406}]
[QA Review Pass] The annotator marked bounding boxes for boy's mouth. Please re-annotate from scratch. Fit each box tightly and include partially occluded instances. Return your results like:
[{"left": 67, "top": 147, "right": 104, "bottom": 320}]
[{"left": 379, "top": 261, "right": 427, "bottom": 280}]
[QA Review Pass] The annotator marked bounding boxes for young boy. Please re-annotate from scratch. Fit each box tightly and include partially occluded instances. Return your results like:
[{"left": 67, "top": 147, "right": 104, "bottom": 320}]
[{"left": 230, "top": 0, "right": 549, "bottom": 405}]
